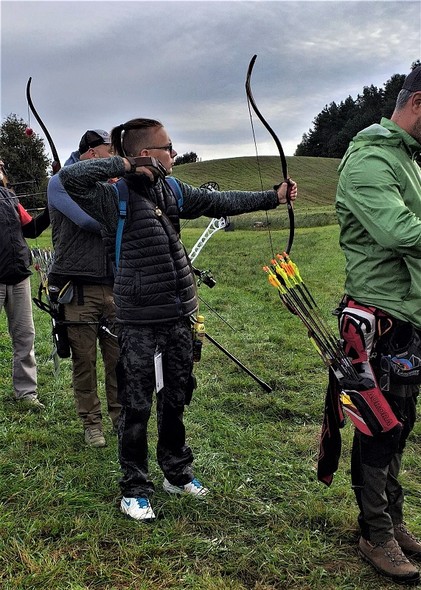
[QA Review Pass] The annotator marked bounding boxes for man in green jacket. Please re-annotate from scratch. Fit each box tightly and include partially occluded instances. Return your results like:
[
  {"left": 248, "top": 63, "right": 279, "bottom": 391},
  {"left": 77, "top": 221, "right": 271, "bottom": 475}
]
[{"left": 336, "top": 66, "right": 421, "bottom": 585}]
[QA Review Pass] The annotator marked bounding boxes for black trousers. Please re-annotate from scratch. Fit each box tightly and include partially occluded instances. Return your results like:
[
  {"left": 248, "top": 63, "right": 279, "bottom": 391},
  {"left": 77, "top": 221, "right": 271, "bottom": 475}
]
[{"left": 116, "top": 318, "right": 195, "bottom": 498}]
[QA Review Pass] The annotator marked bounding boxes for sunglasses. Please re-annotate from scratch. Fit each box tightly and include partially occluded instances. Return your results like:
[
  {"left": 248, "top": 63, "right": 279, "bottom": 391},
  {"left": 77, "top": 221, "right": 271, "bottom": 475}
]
[{"left": 145, "top": 143, "right": 173, "bottom": 153}]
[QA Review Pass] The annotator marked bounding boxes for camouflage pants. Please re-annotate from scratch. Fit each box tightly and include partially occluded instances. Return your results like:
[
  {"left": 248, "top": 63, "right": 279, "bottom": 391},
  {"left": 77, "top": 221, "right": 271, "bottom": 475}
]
[{"left": 116, "top": 318, "right": 195, "bottom": 497}]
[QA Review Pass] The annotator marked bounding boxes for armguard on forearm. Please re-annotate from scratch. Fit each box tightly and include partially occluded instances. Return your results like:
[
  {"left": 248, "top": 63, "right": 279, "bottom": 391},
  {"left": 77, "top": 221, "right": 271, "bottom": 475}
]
[{"left": 22, "top": 206, "right": 50, "bottom": 238}]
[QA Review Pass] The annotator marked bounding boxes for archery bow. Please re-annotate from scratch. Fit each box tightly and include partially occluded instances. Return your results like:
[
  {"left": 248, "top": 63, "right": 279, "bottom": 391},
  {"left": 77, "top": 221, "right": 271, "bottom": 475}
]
[
  {"left": 246, "top": 57, "right": 385, "bottom": 436},
  {"left": 26, "top": 77, "right": 64, "bottom": 370},
  {"left": 189, "top": 181, "right": 229, "bottom": 266},
  {"left": 188, "top": 181, "right": 236, "bottom": 328},
  {"left": 189, "top": 216, "right": 227, "bottom": 265},
  {"left": 245, "top": 54, "right": 294, "bottom": 255},
  {"left": 246, "top": 57, "right": 342, "bottom": 373},
  {"left": 188, "top": 181, "right": 271, "bottom": 391},
  {"left": 26, "top": 77, "right": 61, "bottom": 175}
]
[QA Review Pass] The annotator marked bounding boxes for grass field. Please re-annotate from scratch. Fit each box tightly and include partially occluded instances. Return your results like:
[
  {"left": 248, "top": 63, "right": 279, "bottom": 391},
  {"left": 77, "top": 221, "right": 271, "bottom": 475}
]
[
  {"left": 1, "top": 160, "right": 420, "bottom": 589},
  {"left": 173, "top": 155, "right": 340, "bottom": 230}
]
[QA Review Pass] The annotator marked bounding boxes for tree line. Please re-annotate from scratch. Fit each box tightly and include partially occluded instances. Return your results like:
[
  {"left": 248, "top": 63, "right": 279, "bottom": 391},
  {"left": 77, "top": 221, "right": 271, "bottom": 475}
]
[
  {"left": 0, "top": 114, "right": 199, "bottom": 208},
  {"left": 295, "top": 60, "right": 420, "bottom": 158},
  {"left": 0, "top": 62, "right": 419, "bottom": 206}
]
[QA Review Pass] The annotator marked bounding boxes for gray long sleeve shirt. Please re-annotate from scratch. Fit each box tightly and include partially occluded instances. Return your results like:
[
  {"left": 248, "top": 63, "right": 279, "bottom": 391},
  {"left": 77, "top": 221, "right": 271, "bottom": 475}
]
[
  {"left": 58, "top": 156, "right": 280, "bottom": 235},
  {"left": 58, "top": 156, "right": 281, "bottom": 324}
]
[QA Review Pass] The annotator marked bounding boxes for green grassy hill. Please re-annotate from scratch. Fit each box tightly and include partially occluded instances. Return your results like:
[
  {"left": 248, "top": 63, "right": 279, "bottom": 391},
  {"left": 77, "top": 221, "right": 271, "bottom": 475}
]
[{"left": 172, "top": 156, "right": 341, "bottom": 229}]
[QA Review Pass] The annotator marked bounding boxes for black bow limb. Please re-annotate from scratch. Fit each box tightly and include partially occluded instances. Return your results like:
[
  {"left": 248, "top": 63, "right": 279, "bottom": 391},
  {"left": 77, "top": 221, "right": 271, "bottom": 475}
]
[{"left": 26, "top": 77, "right": 61, "bottom": 175}]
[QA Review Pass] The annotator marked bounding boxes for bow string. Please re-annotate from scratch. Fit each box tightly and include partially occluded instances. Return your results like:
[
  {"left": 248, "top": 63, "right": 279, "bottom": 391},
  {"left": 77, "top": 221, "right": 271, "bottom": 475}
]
[
  {"left": 247, "top": 58, "right": 386, "bottom": 446},
  {"left": 26, "top": 77, "right": 63, "bottom": 371}
]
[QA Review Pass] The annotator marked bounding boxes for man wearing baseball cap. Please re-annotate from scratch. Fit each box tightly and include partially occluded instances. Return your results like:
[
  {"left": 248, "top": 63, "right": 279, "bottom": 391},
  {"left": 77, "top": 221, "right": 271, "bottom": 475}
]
[
  {"left": 48, "top": 129, "right": 120, "bottom": 448},
  {"left": 402, "top": 64, "right": 421, "bottom": 94},
  {"left": 78, "top": 129, "right": 112, "bottom": 159},
  {"left": 334, "top": 65, "right": 421, "bottom": 584}
]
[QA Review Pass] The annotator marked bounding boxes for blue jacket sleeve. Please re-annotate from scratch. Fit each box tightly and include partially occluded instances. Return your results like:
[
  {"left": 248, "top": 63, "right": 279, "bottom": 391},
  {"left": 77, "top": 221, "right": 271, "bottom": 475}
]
[{"left": 47, "top": 174, "right": 102, "bottom": 233}]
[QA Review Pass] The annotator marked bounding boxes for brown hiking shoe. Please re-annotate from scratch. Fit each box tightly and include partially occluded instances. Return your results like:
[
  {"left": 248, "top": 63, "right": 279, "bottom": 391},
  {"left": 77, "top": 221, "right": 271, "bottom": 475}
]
[
  {"left": 84, "top": 428, "right": 106, "bottom": 448},
  {"left": 358, "top": 537, "right": 420, "bottom": 585},
  {"left": 395, "top": 523, "right": 421, "bottom": 560}
]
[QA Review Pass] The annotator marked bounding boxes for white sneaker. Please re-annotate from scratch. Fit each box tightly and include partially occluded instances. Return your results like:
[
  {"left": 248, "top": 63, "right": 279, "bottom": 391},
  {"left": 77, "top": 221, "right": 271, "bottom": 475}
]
[
  {"left": 163, "top": 477, "right": 209, "bottom": 498},
  {"left": 120, "top": 497, "right": 155, "bottom": 521}
]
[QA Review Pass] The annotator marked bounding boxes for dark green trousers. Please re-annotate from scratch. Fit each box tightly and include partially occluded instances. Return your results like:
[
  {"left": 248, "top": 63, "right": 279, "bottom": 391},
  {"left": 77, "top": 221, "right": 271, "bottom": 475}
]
[{"left": 351, "top": 384, "right": 418, "bottom": 543}]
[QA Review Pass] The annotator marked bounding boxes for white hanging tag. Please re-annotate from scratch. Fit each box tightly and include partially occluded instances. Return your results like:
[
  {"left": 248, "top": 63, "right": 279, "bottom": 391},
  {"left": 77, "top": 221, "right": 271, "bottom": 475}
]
[{"left": 154, "top": 349, "right": 164, "bottom": 392}]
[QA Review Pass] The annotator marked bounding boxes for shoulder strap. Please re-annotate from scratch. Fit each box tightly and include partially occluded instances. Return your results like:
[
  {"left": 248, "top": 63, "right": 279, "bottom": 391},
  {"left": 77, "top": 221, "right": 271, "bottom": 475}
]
[
  {"left": 113, "top": 179, "right": 130, "bottom": 268},
  {"left": 165, "top": 176, "right": 183, "bottom": 211},
  {"left": 114, "top": 177, "right": 182, "bottom": 268}
]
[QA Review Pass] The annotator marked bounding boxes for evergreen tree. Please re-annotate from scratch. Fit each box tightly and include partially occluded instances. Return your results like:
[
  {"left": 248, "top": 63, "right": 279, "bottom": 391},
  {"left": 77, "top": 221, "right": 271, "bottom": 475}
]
[
  {"left": 174, "top": 151, "right": 199, "bottom": 166},
  {"left": 295, "top": 66, "right": 416, "bottom": 158},
  {"left": 0, "top": 114, "right": 50, "bottom": 208}
]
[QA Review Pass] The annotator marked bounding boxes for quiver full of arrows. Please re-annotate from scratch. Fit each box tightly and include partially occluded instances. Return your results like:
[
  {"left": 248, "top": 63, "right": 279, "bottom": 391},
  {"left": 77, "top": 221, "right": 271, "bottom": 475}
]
[{"left": 263, "top": 253, "right": 402, "bottom": 437}]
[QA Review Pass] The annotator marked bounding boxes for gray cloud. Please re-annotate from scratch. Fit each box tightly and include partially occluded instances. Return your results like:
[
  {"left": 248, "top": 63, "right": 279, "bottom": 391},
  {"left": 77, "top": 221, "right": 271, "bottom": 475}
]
[{"left": 1, "top": 1, "right": 419, "bottom": 163}]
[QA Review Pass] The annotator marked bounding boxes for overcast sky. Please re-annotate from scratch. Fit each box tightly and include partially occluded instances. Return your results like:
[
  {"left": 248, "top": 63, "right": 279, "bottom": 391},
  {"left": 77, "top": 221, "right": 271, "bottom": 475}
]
[{"left": 1, "top": 1, "right": 420, "bottom": 165}]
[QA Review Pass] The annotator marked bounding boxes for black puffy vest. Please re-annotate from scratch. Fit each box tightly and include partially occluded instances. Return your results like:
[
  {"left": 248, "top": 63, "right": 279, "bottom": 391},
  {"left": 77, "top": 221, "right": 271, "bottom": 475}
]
[
  {"left": 0, "top": 188, "right": 32, "bottom": 285},
  {"left": 112, "top": 177, "right": 197, "bottom": 324},
  {"left": 49, "top": 208, "right": 113, "bottom": 282}
]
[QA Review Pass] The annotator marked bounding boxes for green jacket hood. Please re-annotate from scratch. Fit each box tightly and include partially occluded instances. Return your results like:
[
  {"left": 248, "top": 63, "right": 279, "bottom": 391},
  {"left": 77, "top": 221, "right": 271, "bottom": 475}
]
[{"left": 338, "top": 118, "right": 421, "bottom": 173}]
